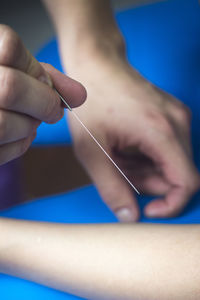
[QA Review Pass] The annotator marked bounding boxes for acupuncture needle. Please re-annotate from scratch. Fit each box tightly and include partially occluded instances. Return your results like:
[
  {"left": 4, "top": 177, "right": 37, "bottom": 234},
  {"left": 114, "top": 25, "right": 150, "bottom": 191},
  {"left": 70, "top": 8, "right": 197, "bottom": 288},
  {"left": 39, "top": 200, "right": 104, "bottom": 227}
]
[{"left": 55, "top": 89, "right": 140, "bottom": 195}]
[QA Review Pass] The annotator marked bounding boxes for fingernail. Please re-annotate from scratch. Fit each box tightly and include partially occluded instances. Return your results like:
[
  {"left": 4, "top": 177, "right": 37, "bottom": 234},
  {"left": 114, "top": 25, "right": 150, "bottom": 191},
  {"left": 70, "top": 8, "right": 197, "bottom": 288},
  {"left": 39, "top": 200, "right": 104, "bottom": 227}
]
[
  {"left": 145, "top": 209, "right": 157, "bottom": 218},
  {"left": 116, "top": 208, "right": 137, "bottom": 222},
  {"left": 38, "top": 73, "right": 52, "bottom": 87}
]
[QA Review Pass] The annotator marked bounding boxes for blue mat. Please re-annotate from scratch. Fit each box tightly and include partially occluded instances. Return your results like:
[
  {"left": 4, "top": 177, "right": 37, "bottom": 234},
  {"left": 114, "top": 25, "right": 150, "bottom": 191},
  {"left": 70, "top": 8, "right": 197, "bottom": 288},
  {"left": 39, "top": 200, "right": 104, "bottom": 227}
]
[{"left": 1, "top": 0, "right": 200, "bottom": 299}]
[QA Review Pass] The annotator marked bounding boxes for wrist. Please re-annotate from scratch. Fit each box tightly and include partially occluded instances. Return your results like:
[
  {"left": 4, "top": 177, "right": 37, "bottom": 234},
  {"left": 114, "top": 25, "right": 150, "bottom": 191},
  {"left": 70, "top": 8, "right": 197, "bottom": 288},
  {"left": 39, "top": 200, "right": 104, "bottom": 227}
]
[{"left": 58, "top": 29, "right": 126, "bottom": 75}]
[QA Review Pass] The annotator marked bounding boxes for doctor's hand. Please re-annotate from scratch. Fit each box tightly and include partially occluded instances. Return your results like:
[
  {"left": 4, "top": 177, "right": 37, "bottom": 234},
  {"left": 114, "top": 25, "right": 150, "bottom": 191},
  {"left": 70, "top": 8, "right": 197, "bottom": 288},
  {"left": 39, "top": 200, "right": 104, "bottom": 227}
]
[
  {"left": 65, "top": 54, "right": 200, "bottom": 222},
  {"left": 0, "top": 25, "right": 86, "bottom": 165}
]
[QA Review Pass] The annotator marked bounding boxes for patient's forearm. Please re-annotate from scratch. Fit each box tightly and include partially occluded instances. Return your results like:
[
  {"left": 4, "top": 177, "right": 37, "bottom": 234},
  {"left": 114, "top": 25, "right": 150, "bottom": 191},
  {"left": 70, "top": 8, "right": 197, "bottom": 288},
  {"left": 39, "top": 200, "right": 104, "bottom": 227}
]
[
  {"left": 42, "top": 0, "right": 123, "bottom": 47},
  {"left": 42, "top": 0, "right": 125, "bottom": 74},
  {"left": 0, "top": 218, "right": 200, "bottom": 300}
]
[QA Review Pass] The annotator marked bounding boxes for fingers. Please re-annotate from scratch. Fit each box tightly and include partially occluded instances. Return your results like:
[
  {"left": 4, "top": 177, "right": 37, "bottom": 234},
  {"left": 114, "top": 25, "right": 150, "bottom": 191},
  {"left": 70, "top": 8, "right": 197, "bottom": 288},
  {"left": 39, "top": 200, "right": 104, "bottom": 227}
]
[
  {"left": 97, "top": 162, "right": 140, "bottom": 222},
  {"left": 0, "top": 134, "right": 36, "bottom": 166},
  {"left": 130, "top": 173, "right": 170, "bottom": 196},
  {"left": 0, "top": 65, "right": 87, "bottom": 123},
  {"left": 144, "top": 186, "right": 192, "bottom": 218},
  {"left": 0, "top": 25, "right": 87, "bottom": 166},
  {"left": 114, "top": 147, "right": 170, "bottom": 195},
  {"left": 143, "top": 127, "right": 200, "bottom": 218},
  {"left": 0, "top": 66, "right": 62, "bottom": 123},
  {"left": 42, "top": 63, "right": 87, "bottom": 108},
  {"left": 0, "top": 25, "right": 49, "bottom": 81},
  {"left": 0, "top": 110, "right": 40, "bottom": 145},
  {"left": 75, "top": 133, "right": 140, "bottom": 222},
  {"left": 0, "top": 25, "right": 87, "bottom": 120}
]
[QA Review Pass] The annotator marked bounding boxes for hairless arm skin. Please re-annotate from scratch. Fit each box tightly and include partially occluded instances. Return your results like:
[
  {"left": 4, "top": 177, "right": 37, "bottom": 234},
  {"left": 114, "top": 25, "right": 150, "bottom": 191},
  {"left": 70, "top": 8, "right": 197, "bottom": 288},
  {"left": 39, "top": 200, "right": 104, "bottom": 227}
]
[
  {"left": 0, "top": 217, "right": 200, "bottom": 300},
  {"left": 42, "top": 0, "right": 124, "bottom": 60}
]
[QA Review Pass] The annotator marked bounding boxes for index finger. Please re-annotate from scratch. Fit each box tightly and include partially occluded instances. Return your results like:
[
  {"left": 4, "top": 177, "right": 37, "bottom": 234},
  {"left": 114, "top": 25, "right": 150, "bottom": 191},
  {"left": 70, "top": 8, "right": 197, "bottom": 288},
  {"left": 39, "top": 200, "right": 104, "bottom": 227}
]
[
  {"left": 143, "top": 131, "right": 200, "bottom": 218},
  {"left": 0, "top": 65, "right": 87, "bottom": 123},
  {"left": 0, "top": 25, "right": 87, "bottom": 121},
  {"left": 0, "top": 25, "right": 48, "bottom": 81}
]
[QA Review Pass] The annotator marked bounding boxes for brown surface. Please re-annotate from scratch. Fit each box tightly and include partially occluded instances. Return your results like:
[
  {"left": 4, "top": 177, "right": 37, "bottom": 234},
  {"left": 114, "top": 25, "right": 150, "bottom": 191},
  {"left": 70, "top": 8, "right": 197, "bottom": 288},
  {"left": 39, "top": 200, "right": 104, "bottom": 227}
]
[{"left": 22, "top": 146, "right": 91, "bottom": 201}]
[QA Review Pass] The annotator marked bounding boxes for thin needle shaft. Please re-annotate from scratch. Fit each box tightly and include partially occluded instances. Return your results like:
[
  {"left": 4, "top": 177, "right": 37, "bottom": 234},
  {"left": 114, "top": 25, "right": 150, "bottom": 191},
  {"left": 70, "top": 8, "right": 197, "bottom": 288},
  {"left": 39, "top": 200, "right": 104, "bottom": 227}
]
[{"left": 56, "top": 90, "right": 140, "bottom": 195}]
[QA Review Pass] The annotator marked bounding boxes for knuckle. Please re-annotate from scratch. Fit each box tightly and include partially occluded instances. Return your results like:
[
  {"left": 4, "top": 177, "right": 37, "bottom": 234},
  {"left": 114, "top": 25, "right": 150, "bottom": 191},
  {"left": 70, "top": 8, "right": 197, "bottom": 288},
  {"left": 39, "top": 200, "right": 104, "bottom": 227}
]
[
  {"left": 0, "top": 67, "right": 17, "bottom": 108},
  {"left": 174, "top": 105, "right": 191, "bottom": 124},
  {"left": 0, "top": 111, "right": 7, "bottom": 140},
  {"left": 190, "top": 174, "right": 200, "bottom": 192},
  {"left": 0, "top": 26, "right": 23, "bottom": 66},
  {"left": 147, "top": 111, "right": 175, "bottom": 138},
  {"left": 183, "top": 173, "right": 200, "bottom": 195},
  {"left": 41, "top": 62, "right": 51, "bottom": 69}
]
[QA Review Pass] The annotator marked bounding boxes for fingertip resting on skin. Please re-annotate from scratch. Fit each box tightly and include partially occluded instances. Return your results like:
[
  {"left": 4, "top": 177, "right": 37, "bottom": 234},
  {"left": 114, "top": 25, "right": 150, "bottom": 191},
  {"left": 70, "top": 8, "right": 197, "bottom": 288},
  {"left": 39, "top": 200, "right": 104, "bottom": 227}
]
[
  {"left": 116, "top": 207, "right": 140, "bottom": 222},
  {"left": 41, "top": 63, "right": 87, "bottom": 108},
  {"left": 144, "top": 173, "right": 200, "bottom": 219},
  {"left": 144, "top": 194, "right": 185, "bottom": 219},
  {"left": 144, "top": 201, "right": 167, "bottom": 219}
]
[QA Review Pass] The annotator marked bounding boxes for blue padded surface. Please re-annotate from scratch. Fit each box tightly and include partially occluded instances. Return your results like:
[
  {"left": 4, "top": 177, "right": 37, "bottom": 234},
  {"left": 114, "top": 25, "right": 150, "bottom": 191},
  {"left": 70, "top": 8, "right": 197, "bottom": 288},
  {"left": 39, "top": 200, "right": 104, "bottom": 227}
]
[
  {"left": 1, "top": 0, "right": 200, "bottom": 298},
  {"left": 32, "top": 112, "right": 72, "bottom": 146}
]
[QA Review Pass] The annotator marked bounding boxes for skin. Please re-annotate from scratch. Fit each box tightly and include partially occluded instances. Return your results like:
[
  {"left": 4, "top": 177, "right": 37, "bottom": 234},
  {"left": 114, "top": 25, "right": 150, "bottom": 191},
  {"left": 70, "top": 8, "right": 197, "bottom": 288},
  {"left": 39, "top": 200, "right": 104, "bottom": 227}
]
[
  {"left": 0, "top": 5, "right": 199, "bottom": 298},
  {"left": 0, "top": 25, "right": 86, "bottom": 165},
  {"left": 0, "top": 217, "right": 200, "bottom": 300},
  {"left": 42, "top": 0, "right": 200, "bottom": 222}
]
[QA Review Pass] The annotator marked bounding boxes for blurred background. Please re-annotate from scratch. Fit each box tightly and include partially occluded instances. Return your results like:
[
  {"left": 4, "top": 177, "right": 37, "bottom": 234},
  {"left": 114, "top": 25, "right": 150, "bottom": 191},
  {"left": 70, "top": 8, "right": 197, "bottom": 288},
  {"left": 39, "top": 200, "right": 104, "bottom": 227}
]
[
  {"left": 0, "top": 0, "right": 159, "bottom": 54},
  {"left": 0, "top": 0, "right": 158, "bottom": 208}
]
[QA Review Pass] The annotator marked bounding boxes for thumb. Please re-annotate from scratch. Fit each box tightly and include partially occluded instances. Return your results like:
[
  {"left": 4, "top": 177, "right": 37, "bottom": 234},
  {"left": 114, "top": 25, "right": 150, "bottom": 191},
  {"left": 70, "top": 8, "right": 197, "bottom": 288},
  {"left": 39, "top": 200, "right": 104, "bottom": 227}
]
[
  {"left": 78, "top": 138, "right": 140, "bottom": 222},
  {"left": 96, "top": 157, "right": 140, "bottom": 222},
  {"left": 41, "top": 63, "right": 87, "bottom": 109},
  {"left": 0, "top": 25, "right": 86, "bottom": 109}
]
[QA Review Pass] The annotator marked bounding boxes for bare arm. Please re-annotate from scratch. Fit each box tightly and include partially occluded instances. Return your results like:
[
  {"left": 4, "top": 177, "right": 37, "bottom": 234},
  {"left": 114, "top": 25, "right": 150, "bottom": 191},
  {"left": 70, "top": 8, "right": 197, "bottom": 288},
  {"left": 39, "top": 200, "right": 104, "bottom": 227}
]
[
  {"left": 42, "top": 0, "right": 125, "bottom": 73},
  {"left": 0, "top": 218, "right": 200, "bottom": 299}
]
